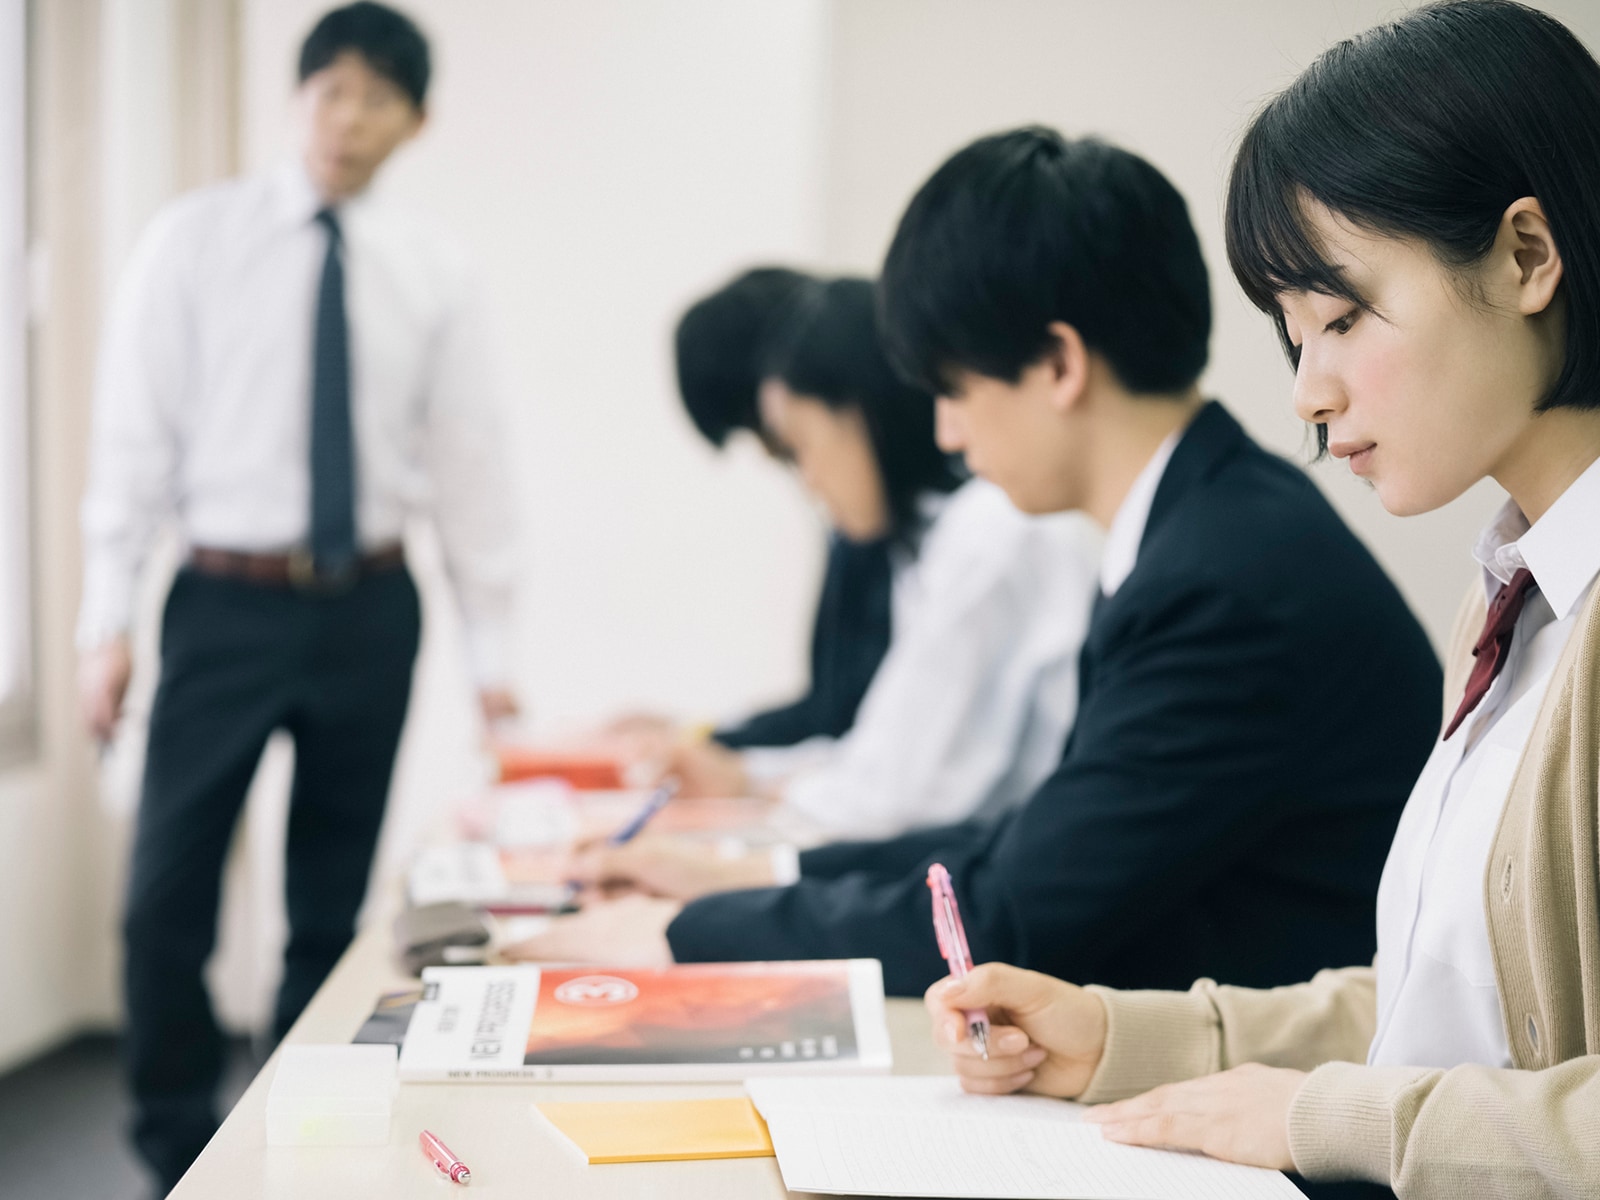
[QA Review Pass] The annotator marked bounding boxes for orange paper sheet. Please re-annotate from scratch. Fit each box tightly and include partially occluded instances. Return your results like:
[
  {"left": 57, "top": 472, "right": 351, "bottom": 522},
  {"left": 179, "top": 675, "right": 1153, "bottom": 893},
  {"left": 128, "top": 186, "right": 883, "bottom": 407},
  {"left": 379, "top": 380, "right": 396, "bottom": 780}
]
[
  {"left": 533, "top": 1097, "right": 774, "bottom": 1164},
  {"left": 494, "top": 746, "right": 625, "bottom": 789}
]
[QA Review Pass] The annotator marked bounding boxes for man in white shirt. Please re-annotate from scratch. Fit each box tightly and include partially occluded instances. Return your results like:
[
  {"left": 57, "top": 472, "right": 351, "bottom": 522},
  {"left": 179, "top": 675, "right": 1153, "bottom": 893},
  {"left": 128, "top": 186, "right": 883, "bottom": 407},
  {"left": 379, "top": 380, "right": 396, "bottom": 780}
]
[{"left": 75, "top": 5, "right": 517, "bottom": 1189}]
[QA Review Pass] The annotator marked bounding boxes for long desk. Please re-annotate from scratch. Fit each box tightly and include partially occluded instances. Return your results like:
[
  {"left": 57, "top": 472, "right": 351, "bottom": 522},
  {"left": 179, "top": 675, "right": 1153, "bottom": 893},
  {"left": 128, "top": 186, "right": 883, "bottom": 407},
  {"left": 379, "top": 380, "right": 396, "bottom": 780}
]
[{"left": 172, "top": 924, "right": 948, "bottom": 1198}]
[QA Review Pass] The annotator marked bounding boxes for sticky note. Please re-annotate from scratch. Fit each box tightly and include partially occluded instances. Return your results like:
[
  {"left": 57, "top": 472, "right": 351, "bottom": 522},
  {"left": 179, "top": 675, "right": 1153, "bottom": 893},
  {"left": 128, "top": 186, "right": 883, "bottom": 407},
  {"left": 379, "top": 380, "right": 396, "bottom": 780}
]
[{"left": 533, "top": 1097, "right": 774, "bottom": 1164}]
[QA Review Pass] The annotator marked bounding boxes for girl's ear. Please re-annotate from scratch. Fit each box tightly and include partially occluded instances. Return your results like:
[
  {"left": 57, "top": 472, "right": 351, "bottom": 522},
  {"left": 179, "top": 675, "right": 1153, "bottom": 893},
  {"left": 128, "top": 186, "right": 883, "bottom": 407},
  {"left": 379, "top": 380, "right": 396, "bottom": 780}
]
[
  {"left": 1499, "top": 197, "right": 1563, "bottom": 317},
  {"left": 1042, "top": 321, "right": 1092, "bottom": 416}
]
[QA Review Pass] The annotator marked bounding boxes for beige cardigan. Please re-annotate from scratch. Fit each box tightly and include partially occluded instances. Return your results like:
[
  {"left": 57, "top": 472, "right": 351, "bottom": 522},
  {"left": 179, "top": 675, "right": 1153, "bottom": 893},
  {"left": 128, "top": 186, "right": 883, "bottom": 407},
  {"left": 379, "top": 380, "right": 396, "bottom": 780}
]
[{"left": 1079, "top": 577, "right": 1600, "bottom": 1197}]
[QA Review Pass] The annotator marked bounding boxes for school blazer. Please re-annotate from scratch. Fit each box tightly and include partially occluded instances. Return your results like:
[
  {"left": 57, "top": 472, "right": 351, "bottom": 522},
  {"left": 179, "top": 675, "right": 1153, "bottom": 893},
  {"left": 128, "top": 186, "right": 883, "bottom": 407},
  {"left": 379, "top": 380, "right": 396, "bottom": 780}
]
[
  {"left": 667, "top": 402, "right": 1444, "bottom": 997},
  {"left": 713, "top": 533, "right": 893, "bottom": 749}
]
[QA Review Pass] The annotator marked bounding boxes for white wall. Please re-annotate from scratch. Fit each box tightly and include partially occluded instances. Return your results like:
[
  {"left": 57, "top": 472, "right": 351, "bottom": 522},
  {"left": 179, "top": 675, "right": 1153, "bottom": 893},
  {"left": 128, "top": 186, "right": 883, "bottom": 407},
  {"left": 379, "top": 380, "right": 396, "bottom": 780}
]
[
  {"left": 821, "top": 0, "right": 1600, "bottom": 649},
  {"left": 0, "top": 766, "right": 88, "bottom": 1070}
]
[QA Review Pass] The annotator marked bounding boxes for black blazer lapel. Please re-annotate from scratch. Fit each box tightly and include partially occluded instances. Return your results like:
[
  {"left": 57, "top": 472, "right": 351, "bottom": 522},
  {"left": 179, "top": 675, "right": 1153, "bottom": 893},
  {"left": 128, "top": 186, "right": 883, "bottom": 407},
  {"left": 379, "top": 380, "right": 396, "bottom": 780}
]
[{"left": 1141, "top": 400, "right": 1249, "bottom": 552}]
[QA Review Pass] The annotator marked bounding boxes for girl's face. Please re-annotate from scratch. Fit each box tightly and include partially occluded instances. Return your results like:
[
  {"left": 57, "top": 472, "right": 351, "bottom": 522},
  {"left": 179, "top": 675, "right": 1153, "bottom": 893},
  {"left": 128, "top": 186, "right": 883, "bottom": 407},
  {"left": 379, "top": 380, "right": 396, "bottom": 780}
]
[
  {"left": 758, "top": 379, "right": 891, "bottom": 542},
  {"left": 1280, "top": 202, "right": 1566, "bottom": 518}
]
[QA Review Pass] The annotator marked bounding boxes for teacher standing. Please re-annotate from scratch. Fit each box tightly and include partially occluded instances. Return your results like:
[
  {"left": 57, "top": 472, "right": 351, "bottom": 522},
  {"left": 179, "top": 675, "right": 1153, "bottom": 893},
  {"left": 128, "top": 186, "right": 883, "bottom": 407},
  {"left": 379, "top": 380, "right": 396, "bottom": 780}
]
[{"left": 75, "top": 4, "right": 518, "bottom": 1191}]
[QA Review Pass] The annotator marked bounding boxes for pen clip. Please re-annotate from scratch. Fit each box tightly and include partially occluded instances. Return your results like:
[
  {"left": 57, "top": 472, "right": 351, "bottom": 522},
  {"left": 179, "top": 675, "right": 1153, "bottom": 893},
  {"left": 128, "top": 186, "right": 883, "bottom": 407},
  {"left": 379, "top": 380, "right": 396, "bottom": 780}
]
[
  {"left": 926, "top": 864, "right": 957, "bottom": 963},
  {"left": 931, "top": 904, "right": 954, "bottom": 960},
  {"left": 941, "top": 890, "right": 971, "bottom": 968}
]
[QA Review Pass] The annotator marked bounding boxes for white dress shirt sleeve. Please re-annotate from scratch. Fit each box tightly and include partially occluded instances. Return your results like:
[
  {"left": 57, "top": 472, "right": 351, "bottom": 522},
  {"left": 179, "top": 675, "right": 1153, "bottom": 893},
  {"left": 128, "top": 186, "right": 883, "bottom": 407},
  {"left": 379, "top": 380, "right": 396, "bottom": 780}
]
[
  {"left": 768, "top": 844, "right": 802, "bottom": 886},
  {"left": 740, "top": 736, "right": 842, "bottom": 785},
  {"left": 423, "top": 274, "right": 520, "bottom": 687},
  {"left": 777, "top": 484, "right": 1098, "bottom": 839},
  {"left": 78, "top": 206, "right": 192, "bottom": 649}
]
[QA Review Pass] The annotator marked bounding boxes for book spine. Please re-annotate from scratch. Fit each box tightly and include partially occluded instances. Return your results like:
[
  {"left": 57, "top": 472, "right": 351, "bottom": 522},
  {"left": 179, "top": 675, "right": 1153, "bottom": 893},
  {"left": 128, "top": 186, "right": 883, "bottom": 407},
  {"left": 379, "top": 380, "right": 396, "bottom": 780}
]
[{"left": 399, "top": 1058, "right": 892, "bottom": 1084}]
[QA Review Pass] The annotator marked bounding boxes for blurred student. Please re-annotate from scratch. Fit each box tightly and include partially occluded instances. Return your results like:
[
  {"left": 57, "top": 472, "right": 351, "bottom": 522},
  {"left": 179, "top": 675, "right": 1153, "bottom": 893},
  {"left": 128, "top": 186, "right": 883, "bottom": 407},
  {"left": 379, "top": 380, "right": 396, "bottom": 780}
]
[
  {"left": 616, "top": 266, "right": 896, "bottom": 754},
  {"left": 75, "top": 3, "right": 516, "bottom": 1189},
  {"left": 638, "top": 276, "right": 1100, "bottom": 839},
  {"left": 927, "top": 5, "right": 1600, "bottom": 1197},
  {"left": 508, "top": 130, "right": 1441, "bottom": 1004}
]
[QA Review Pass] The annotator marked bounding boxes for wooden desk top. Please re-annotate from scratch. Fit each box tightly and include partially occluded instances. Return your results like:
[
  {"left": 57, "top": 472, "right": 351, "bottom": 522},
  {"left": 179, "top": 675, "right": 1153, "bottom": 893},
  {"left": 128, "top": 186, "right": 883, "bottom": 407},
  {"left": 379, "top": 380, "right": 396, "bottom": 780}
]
[{"left": 172, "top": 924, "right": 948, "bottom": 1198}]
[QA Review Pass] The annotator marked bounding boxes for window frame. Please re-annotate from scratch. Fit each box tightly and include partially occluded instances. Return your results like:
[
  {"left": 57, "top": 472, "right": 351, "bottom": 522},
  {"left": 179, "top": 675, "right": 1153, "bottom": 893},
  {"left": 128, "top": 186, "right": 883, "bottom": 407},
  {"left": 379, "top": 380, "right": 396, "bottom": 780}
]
[{"left": 0, "top": 0, "right": 36, "bottom": 768}]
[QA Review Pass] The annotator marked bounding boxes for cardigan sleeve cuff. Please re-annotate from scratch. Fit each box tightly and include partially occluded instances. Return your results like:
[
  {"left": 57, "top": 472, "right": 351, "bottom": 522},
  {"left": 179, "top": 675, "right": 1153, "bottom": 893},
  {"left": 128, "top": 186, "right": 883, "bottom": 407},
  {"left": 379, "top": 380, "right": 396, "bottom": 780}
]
[
  {"left": 1077, "top": 985, "right": 1222, "bottom": 1104},
  {"left": 1288, "top": 1060, "right": 1431, "bottom": 1184}
]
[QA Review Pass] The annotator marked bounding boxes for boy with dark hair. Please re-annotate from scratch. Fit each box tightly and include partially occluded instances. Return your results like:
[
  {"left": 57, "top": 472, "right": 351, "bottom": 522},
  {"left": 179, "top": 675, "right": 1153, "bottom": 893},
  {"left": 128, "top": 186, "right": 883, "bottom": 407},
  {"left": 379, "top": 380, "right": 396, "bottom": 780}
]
[
  {"left": 77, "top": 3, "right": 517, "bottom": 1189},
  {"left": 508, "top": 128, "right": 1443, "bottom": 1009}
]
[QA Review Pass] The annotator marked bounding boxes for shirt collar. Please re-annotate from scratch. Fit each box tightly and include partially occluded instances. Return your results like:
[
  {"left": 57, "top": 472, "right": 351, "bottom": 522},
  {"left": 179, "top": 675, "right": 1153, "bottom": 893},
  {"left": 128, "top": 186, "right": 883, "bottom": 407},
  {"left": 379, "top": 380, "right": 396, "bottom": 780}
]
[
  {"left": 270, "top": 161, "right": 325, "bottom": 227},
  {"left": 1099, "top": 428, "right": 1183, "bottom": 598},
  {"left": 269, "top": 159, "right": 380, "bottom": 229},
  {"left": 1473, "top": 451, "right": 1600, "bottom": 620}
]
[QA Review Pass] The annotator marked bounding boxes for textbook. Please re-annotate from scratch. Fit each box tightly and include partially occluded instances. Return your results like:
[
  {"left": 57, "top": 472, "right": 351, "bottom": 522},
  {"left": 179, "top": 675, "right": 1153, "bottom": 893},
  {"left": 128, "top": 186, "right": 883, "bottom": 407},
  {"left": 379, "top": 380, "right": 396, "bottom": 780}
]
[{"left": 355, "top": 961, "right": 893, "bottom": 1082}]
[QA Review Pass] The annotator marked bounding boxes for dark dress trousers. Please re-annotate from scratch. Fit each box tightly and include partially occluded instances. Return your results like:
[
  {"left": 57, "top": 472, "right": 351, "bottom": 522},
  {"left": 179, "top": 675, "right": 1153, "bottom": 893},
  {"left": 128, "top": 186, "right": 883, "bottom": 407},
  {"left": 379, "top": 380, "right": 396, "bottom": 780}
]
[
  {"left": 123, "top": 565, "right": 420, "bottom": 1188},
  {"left": 668, "top": 402, "right": 1443, "bottom": 998},
  {"left": 713, "top": 533, "right": 893, "bottom": 749}
]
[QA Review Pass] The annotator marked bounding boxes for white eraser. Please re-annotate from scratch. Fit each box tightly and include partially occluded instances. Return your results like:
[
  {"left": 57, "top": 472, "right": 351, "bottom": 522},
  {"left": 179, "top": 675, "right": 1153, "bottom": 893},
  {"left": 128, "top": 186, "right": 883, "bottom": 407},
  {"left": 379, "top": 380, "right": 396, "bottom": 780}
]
[{"left": 265, "top": 1043, "right": 398, "bottom": 1147}]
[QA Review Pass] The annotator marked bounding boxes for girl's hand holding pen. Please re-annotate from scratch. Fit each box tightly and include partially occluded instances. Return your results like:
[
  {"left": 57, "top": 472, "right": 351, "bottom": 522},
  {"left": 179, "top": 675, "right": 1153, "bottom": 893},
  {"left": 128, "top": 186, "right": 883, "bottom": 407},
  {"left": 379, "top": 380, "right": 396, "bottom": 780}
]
[{"left": 924, "top": 963, "right": 1107, "bottom": 1099}]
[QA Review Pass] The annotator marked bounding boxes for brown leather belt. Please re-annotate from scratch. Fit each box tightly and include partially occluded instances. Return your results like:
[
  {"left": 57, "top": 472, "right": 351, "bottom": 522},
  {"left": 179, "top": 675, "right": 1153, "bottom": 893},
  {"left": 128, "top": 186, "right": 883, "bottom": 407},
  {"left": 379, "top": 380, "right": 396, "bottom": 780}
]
[{"left": 188, "top": 543, "right": 406, "bottom": 592}]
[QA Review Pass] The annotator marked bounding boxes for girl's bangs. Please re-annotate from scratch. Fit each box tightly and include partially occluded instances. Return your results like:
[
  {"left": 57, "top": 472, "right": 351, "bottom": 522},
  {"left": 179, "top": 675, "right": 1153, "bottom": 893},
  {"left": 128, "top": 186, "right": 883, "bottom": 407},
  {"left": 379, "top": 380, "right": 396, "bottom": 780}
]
[{"left": 1225, "top": 119, "right": 1363, "bottom": 316}]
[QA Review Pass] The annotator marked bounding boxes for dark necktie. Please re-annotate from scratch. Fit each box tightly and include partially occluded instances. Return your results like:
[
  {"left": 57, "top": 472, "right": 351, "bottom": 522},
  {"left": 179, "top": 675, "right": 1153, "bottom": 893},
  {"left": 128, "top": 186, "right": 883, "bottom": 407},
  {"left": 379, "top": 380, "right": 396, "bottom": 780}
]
[
  {"left": 310, "top": 208, "right": 357, "bottom": 574},
  {"left": 1443, "top": 567, "right": 1539, "bottom": 740}
]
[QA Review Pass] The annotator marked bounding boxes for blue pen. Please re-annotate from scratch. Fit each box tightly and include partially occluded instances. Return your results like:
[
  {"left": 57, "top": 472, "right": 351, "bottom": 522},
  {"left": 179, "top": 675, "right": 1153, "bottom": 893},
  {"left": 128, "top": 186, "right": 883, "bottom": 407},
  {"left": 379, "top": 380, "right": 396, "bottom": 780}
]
[{"left": 607, "top": 777, "right": 681, "bottom": 845}]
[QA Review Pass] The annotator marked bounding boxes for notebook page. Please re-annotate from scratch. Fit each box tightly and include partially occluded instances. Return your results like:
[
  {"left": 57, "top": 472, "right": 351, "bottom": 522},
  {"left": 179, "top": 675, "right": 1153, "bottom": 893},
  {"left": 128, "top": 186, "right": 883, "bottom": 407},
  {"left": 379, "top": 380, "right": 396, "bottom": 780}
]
[
  {"left": 750, "top": 1079, "right": 1303, "bottom": 1200},
  {"left": 749, "top": 1074, "right": 1085, "bottom": 1123}
]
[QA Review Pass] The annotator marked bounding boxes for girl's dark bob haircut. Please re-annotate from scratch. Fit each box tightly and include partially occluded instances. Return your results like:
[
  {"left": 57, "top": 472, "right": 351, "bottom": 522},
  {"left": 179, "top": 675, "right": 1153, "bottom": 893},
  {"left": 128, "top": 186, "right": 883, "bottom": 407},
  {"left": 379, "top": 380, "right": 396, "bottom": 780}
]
[
  {"left": 763, "top": 276, "right": 961, "bottom": 547},
  {"left": 1226, "top": 0, "right": 1600, "bottom": 446}
]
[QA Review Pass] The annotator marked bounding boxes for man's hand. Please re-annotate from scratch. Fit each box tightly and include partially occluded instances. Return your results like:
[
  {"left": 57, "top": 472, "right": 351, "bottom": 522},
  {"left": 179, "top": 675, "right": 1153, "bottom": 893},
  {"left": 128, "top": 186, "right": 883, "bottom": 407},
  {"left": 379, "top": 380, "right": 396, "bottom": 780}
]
[
  {"left": 1083, "top": 1063, "right": 1306, "bottom": 1171},
  {"left": 594, "top": 713, "right": 682, "bottom": 777},
  {"left": 567, "top": 834, "right": 776, "bottom": 901},
  {"left": 500, "top": 894, "right": 681, "bottom": 967},
  {"left": 924, "top": 962, "right": 1108, "bottom": 1099},
  {"left": 79, "top": 636, "right": 133, "bottom": 743},
  {"left": 478, "top": 687, "right": 520, "bottom": 728}
]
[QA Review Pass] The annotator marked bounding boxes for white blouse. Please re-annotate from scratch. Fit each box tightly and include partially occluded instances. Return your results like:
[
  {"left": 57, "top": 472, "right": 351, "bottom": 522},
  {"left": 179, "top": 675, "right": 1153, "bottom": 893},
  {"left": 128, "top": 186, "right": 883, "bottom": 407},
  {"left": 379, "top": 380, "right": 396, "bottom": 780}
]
[
  {"left": 1369, "top": 453, "right": 1600, "bottom": 1069},
  {"left": 746, "top": 477, "right": 1101, "bottom": 841}
]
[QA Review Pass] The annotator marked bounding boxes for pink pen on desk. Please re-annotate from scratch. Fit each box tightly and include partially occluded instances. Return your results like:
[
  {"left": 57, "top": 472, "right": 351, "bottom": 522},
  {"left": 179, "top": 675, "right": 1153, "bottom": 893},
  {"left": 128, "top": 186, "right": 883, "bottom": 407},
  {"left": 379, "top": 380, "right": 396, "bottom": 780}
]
[
  {"left": 420, "top": 1129, "right": 471, "bottom": 1185},
  {"left": 927, "top": 862, "right": 990, "bottom": 1059}
]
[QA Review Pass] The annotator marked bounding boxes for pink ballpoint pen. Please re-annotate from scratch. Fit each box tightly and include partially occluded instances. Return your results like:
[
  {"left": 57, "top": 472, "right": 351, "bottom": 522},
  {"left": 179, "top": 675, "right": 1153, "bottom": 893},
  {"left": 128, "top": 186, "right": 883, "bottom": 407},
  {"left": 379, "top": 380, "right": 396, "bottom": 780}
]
[
  {"left": 420, "top": 1129, "right": 471, "bottom": 1185},
  {"left": 927, "top": 862, "right": 990, "bottom": 1059}
]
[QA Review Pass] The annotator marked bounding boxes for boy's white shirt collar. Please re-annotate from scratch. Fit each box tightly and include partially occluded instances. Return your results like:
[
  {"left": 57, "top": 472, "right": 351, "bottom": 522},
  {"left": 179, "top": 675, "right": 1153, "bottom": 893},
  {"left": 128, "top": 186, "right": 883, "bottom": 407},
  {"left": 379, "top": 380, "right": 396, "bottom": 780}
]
[
  {"left": 271, "top": 159, "right": 382, "bottom": 227},
  {"left": 1098, "top": 428, "right": 1183, "bottom": 598}
]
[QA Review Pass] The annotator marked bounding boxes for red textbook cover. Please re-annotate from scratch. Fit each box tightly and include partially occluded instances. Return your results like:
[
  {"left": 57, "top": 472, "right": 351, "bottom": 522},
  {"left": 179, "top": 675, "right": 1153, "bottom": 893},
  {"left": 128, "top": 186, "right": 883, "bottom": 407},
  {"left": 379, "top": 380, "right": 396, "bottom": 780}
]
[{"left": 371, "top": 962, "right": 893, "bottom": 1082}]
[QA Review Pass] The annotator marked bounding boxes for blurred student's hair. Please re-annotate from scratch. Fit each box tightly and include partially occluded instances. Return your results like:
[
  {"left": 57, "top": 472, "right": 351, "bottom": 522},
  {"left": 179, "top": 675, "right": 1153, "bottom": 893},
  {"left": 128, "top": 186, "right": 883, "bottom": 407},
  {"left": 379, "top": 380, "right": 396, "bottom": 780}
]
[
  {"left": 299, "top": 2, "right": 431, "bottom": 109},
  {"left": 675, "top": 267, "right": 813, "bottom": 447},
  {"left": 1227, "top": 0, "right": 1600, "bottom": 454},
  {"left": 879, "top": 126, "right": 1211, "bottom": 399},
  {"left": 765, "top": 276, "right": 961, "bottom": 545}
]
